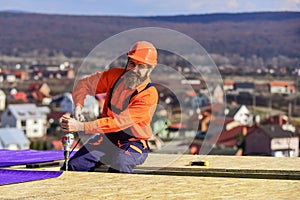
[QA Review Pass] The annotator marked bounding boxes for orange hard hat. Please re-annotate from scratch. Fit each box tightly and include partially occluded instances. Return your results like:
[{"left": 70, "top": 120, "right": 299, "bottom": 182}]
[{"left": 127, "top": 41, "right": 157, "bottom": 66}]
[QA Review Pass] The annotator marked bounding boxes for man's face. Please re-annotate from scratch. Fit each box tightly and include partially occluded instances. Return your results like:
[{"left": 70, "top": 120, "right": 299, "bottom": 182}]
[{"left": 124, "top": 59, "right": 153, "bottom": 89}]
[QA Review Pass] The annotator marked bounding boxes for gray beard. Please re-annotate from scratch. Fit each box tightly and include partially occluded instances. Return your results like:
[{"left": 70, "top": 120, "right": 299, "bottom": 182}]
[{"left": 124, "top": 70, "right": 147, "bottom": 89}]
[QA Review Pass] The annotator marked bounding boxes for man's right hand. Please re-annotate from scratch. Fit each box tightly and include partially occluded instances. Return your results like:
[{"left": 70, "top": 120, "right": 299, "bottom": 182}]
[
  {"left": 61, "top": 113, "right": 84, "bottom": 132},
  {"left": 74, "top": 105, "right": 85, "bottom": 122}
]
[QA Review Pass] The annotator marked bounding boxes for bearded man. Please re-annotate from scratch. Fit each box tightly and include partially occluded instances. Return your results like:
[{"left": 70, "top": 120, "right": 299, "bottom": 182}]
[{"left": 60, "top": 41, "right": 158, "bottom": 173}]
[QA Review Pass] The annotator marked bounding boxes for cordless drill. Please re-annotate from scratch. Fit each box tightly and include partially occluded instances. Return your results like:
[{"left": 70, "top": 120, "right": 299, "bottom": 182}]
[{"left": 62, "top": 132, "right": 74, "bottom": 171}]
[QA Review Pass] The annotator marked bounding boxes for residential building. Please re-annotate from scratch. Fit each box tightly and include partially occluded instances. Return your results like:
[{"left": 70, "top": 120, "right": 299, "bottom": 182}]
[
  {"left": 262, "top": 114, "right": 296, "bottom": 133},
  {"left": 0, "top": 128, "right": 30, "bottom": 150},
  {"left": 12, "top": 70, "right": 28, "bottom": 81},
  {"left": 5, "top": 74, "right": 16, "bottom": 83},
  {"left": 234, "top": 82, "right": 255, "bottom": 94},
  {"left": 28, "top": 83, "right": 52, "bottom": 104},
  {"left": 1, "top": 104, "right": 47, "bottom": 138},
  {"left": 51, "top": 92, "right": 74, "bottom": 113},
  {"left": 9, "top": 90, "right": 28, "bottom": 103},
  {"left": 224, "top": 104, "right": 255, "bottom": 126},
  {"left": 245, "top": 124, "right": 299, "bottom": 157},
  {"left": 0, "top": 90, "right": 6, "bottom": 111},
  {"left": 223, "top": 81, "right": 234, "bottom": 92},
  {"left": 269, "top": 81, "right": 295, "bottom": 94}
]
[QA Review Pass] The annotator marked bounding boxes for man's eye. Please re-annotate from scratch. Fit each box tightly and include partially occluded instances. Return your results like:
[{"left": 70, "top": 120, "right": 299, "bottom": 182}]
[{"left": 138, "top": 64, "right": 147, "bottom": 69}]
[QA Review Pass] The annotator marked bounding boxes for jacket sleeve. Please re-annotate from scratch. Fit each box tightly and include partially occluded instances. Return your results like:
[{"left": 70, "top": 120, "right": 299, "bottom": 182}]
[
  {"left": 72, "top": 71, "right": 108, "bottom": 107},
  {"left": 84, "top": 87, "right": 158, "bottom": 134}
]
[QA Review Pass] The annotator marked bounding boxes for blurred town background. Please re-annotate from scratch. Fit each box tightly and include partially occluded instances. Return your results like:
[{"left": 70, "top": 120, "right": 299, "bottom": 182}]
[{"left": 0, "top": 11, "right": 299, "bottom": 157}]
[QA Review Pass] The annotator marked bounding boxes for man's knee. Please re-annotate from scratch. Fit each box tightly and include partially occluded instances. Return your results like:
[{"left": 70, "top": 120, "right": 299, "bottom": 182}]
[
  {"left": 109, "top": 151, "right": 147, "bottom": 173},
  {"left": 67, "top": 153, "right": 99, "bottom": 171}
]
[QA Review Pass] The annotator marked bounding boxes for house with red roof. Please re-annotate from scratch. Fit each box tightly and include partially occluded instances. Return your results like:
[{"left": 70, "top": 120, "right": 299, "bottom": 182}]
[
  {"left": 28, "top": 83, "right": 52, "bottom": 103},
  {"left": 10, "top": 91, "right": 28, "bottom": 103},
  {"left": 223, "top": 81, "right": 234, "bottom": 92},
  {"left": 269, "top": 81, "right": 295, "bottom": 94},
  {"left": 12, "top": 70, "right": 28, "bottom": 81}
]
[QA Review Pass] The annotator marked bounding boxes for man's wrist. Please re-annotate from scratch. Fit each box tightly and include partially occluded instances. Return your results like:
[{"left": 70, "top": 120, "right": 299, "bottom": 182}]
[{"left": 79, "top": 121, "right": 85, "bottom": 132}]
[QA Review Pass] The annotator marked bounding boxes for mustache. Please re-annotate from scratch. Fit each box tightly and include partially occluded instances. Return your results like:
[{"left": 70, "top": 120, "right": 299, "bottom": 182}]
[{"left": 124, "top": 70, "right": 142, "bottom": 80}]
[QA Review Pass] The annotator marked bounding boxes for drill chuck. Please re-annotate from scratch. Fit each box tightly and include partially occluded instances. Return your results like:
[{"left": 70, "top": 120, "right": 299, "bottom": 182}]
[{"left": 62, "top": 132, "right": 75, "bottom": 171}]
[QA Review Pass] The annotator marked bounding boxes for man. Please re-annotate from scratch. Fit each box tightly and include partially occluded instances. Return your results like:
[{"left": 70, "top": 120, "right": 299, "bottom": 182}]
[{"left": 61, "top": 41, "right": 158, "bottom": 173}]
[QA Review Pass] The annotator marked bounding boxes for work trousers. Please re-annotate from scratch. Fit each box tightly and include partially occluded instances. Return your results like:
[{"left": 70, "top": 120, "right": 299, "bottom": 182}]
[{"left": 67, "top": 134, "right": 149, "bottom": 173}]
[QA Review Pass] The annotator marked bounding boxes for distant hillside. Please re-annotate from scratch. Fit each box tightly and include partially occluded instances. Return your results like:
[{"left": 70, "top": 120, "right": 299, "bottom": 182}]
[{"left": 0, "top": 11, "right": 299, "bottom": 66}]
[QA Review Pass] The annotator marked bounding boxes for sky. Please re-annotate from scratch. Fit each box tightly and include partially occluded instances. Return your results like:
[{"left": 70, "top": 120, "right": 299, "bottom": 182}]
[{"left": 0, "top": 0, "right": 299, "bottom": 16}]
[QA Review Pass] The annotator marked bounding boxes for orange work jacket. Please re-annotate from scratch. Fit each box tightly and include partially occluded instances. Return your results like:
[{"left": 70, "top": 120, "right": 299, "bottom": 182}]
[{"left": 72, "top": 68, "right": 158, "bottom": 140}]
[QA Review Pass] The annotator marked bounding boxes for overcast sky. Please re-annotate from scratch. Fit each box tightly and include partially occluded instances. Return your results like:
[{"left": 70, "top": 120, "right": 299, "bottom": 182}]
[{"left": 0, "top": 0, "right": 299, "bottom": 16}]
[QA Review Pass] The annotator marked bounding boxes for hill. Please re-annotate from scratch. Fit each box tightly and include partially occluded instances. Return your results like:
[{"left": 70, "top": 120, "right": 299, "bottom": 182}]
[{"left": 0, "top": 11, "right": 299, "bottom": 66}]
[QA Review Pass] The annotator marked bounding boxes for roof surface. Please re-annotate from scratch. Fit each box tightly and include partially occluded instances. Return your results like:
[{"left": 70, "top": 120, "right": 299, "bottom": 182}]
[
  {"left": 8, "top": 104, "right": 43, "bottom": 120},
  {"left": 259, "top": 124, "right": 298, "bottom": 138}
]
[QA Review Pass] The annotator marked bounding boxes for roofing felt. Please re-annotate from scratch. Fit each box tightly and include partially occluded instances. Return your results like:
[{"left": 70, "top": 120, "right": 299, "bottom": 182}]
[{"left": 0, "top": 149, "right": 75, "bottom": 167}]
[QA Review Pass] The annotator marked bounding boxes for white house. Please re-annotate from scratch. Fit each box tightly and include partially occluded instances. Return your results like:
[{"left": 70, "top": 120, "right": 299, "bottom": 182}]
[
  {"left": 5, "top": 74, "right": 16, "bottom": 83},
  {"left": 1, "top": 104, "right": 47, "bottom": 138},
  {"left": 225, "top": 104, "right": 254, "bottom": 126},
  {"left": 0, "top": 89, "right": 6, "bottom": 111},
  {"left": 0, "top": 128, "right": 30, "bottom": 150}
]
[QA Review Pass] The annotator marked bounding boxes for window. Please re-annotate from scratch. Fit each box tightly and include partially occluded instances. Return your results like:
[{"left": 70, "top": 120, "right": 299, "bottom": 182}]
[
  {"left": 272, "top": 149, "right": 295, "bottom": 157},
  {"left": 21, "top": 120, "right": 26, "bottom": 127}
]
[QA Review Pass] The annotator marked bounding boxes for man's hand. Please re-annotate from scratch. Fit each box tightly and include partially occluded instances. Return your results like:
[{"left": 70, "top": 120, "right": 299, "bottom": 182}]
[
  {"left": 74, "top": 105, "right": 85, "bottom": 121},
  {"left": 61, "top": 113, "right": 84, "bottom": 132}
]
